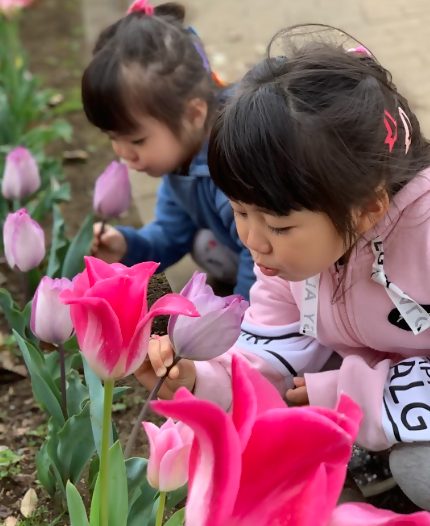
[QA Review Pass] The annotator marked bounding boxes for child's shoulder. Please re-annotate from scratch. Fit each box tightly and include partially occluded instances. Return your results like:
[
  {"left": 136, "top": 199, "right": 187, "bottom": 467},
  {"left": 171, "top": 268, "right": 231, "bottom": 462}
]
[{"left": 393, "top": 168, "right": 430, "bottom": 228}]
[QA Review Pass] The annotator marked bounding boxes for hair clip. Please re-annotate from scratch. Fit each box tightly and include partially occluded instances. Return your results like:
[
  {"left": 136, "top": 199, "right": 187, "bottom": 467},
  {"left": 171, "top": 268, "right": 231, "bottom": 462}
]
[
  {"left": 187, "top": 26, "right": 211, "bottom": 72},
  {"left": 398, "top": 107, "right": 412, "bottom": 155},
  {"left": 127, "top": 0, "right": 154, "bottom": 16},
  {"left": 383, "top": 109, "right": 398, "bottom": 153},
  {"left": 346, "top": 45, "right": 372, "bottom": 58}
]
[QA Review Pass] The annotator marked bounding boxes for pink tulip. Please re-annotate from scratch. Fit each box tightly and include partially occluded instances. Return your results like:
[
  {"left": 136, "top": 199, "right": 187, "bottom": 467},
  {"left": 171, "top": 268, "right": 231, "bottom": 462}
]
[
  {"left": 143, "top": 418, "right": 193, "bottom": 492},
  {"left": 153, "top": 356, "right": 430, "bottom": 526},
  {"left": 3, "top": 209, "right": 45, "bottom": 271},
  {"left": 2, "top": 147, "right": 41, "bottom": 200},
  {"left": 93, "top": 161, "right": 131, "bottom": 219},
  {"left": 30, "top": 276, "right": 74, "bottom": 344},
  {"left": 0, "top": 0, "right": 33, "bottom": 15},
  {"left": 60, "top": 256, "right": 199, "bottom": 379},
  {"left": 168, "top": 272, "right": 248, "bottom": 360}
]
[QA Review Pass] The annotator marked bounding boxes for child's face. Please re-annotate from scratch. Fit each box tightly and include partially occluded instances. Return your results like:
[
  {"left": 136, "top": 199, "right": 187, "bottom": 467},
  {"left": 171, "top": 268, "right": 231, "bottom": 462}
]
[
  {"left": 107, "top": 115, "right": 199, "bottom": 177},
  {"left": 230, "top": 201, "right": 347, "bottom": 282}
]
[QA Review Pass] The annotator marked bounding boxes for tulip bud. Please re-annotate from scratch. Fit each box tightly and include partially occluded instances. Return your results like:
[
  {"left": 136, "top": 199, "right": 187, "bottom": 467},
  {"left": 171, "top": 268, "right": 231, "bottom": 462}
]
[
  {"left": 168, "top": 272, "right": 249, "bottom": 361},
  {"left": 2, "top": 147, "right": 41, "bottom": 200},
  {"left": 93, "top": 161, "right": 131, "bottom": 219},
  {"left": 0, "top": 0, "right": 34, "bottom": 16},
  {"left": 30, "top": 276, "right": 74, "bottom": 344},
  {"left": 143, "top": 418, "right": 193, "bottom": 492},
  {"left": 3, "top": 209, "right": 45, "bottom": 271}
]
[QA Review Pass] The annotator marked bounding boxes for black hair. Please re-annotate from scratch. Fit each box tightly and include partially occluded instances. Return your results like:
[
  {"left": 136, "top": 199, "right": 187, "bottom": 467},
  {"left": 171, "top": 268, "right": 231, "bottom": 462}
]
[
  {"left": 208, "top": 25, "right": 430, "bottom": 245},
  {"left": 82, "top": 3, "right": 218, "bottom": 135}
]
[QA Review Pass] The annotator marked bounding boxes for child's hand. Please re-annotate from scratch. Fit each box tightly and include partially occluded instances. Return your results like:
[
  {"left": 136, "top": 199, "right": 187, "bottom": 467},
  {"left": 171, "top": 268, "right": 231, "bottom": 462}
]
[
  {"left": 286, "top": 377, "right": 309, "bottom": 406},
  {"left": 134, "top": 335, "right": 196, "bottom": 399},
  {"left": 91, "top": 222, "right": 127, "bottom": 263}
]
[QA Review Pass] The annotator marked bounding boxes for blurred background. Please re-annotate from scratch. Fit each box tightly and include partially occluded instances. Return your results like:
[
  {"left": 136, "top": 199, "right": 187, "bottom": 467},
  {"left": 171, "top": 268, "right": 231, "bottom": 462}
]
[{"left": 23, "top": 0, "right": 430, "bottom": 289}]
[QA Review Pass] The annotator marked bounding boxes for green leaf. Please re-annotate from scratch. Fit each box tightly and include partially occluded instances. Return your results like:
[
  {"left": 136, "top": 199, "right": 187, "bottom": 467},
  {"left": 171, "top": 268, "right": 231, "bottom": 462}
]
[
  {"left": 108, "top": 441, "right": 128, "bottom": 526},
  {"left": 56, "top": 402, "right": 96, "bottom": 484},
  {"left": 66, "top": 369, "right": 89, "bottom": 417},
  {"left": 83, "top": 357, "right": 111, "bottom": 457},
  {"left": 166, "top": 484, "right": 188, "bottom": 511},
  {"left": 14, "top": 332, "right": 65, "bottom": 428},
  {"left": 89, "top": 475, "right": 100, "bottom": 526},
  {"left": 47, "top": 205, "right": 70, "bottom": 278},
  {"left": 0, "top": 288, "right": 27, "bottom": 337},
  {"left": 36, "top": 442, "right": 57, "bottom": 496},
  {"left": 163, "top": 508, "right": 185, "bottom": 526},
  {"left": 62, "top": 213, "right": 94, "bottom": 278},
  {"left": 66, "top": 481, "right": 89, "bottom": 526},
  {"left": 125, "top": 457, "right": 157, "bottom": 526}
]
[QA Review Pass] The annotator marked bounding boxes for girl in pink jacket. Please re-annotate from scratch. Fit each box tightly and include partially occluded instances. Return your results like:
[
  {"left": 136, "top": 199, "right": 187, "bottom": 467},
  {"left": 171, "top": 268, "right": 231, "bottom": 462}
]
[{"left": 137, "top": 26, "right": 430, "bottom": 508}]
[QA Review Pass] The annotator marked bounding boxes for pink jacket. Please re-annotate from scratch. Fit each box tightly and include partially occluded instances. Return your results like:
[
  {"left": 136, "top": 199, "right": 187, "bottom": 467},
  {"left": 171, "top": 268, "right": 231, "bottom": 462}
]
[{"left": 194, "top": 169, "right": 430, "bottom": 451}]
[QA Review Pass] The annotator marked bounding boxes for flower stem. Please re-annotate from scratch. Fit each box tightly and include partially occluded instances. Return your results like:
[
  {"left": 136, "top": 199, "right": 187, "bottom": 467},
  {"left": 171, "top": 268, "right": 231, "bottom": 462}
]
[
  {"left": 124, "top": 355, "right": 182, "bottom": 458},
  {"left": 57, "top": 343, "right": 67, "bottom": 419},
  {"left": 97, "top": 219, "right": 107, "bottom": 244},
  {"left": 155, "top": 491, "right": 167, "bottom": 526},
  {"left": 100, "top": 378, "right": 114, "bottom": 526}
]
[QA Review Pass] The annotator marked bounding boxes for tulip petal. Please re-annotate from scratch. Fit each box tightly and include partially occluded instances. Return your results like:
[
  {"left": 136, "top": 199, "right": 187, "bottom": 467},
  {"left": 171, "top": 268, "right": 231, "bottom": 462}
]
[
  {"left": 67, "top": 296, "right": 123, "bottom": 378},
  {"left": 232, "top": 408, "right": 353, "bottom": 523},
  {"left": 152, "top": 388, "right": 242, "bottom": 526},
  {"left": 329, "top": 503, "right": 430, "bottom": 525},
  {"left": 159, "top": 443, "right": 192, "bottom": 492},
  {"left": 231, "top": 355, "right": 286, "bottom": 450}
]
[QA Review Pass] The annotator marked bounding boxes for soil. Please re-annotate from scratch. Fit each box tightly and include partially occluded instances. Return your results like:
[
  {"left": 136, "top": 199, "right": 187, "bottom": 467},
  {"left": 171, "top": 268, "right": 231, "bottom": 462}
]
[{"left": 0, "top": 0, "right": 422, "bottom": 524}]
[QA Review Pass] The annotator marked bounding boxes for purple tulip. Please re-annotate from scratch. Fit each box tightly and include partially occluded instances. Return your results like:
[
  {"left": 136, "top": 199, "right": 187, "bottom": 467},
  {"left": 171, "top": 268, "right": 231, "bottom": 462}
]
[
  {"left": 93, "top": 161, "right": 131, "bottom": 218},
  {"left": 31, "top": 276, "right": 74, "bottom": 344},
  {"left": 3, "top": 209, "right": 45, "bottom": 271},
  {"left": 2, "top": 147, "right": 41, "bottom": 200},
  {"left": 168, "top": 272, "right": 249, "bottom": 361}
]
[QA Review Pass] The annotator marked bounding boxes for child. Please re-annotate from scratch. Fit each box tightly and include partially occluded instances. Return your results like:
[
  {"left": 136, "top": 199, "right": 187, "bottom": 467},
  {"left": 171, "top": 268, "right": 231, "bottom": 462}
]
[
  {"left": 82, "top": 1, "right": 255, "bottom": 299},
  {"left": 136, "top": 26, "right": 430, "bottom": 509}
]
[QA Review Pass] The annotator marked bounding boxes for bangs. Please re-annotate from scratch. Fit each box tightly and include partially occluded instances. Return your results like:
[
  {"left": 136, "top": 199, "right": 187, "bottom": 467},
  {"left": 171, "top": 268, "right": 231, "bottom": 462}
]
[
  {"left": 209, "top": 86, "right": 322, "bottom": 216},
  {"left": 81, "top": 48, "right": 141, "bottom": 134}
]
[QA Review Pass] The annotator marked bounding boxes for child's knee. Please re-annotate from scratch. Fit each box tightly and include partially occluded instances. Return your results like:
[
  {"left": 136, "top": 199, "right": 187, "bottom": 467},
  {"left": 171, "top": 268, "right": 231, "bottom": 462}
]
[{"left": 389, "top": 442, "right": 430, "bottom": 510}]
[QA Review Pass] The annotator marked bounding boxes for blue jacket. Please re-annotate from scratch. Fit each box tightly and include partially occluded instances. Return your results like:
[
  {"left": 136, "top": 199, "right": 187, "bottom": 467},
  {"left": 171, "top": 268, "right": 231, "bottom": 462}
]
[{"left": 117, "top": 145, "right": 255, "bottom": 299}]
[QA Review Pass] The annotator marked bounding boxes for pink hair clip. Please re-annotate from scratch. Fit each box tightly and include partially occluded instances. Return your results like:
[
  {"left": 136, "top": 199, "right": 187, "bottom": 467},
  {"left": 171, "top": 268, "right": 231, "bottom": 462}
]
[
  {"left": 383, "top": 109, "right": 398, "bottom": 153},
  {"left": 127, "top": 0, "right": 155, "bottom": 16},
  {"left": 346, "top": 45, "right": 372, "bottom": 58},
  {"left": 383, "top": 107, "right": 413, "bottom": 155},
  {"left": 398, "top": 107, "right": 412, "bottom": 155}
]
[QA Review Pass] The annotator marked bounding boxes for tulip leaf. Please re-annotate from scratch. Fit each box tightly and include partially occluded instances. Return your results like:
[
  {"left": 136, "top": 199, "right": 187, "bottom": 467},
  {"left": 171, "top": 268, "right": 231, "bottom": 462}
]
[
  {"left": 83, "top": 357, "right": 112, "bottom": 457},
  {"left": 163, "top": 508, "right": 185, "bottom": 526},
  {"left": 166, "top": 484, "right": 188, "bottom": 511},
  {"left": 61, "top": 213, "right": 94, "bottom": 279},
  {"left": 35, "top": 442, "right": 57, "bottom": 497},
  {"left": 0, "top": 288, "right": 28, "bottom": 337},
  {"left": 47, "top": 204, "right": 70, "bottom": 278},
  {"left": 66, "top": 481, "right": 89, "bottom": 526},
  {"left": 66, "top": 369, "right": 89, "bottom": 417},
  {"left": 125, "top": 458, "right": 157, "bottom": 526},
  {"left": 108, "top": 441, "right": 128, "bottom": 526},
  {"left": 56, "top": 402, "right": 96, "bottom": 484},
  {"left": 14, "top": 331, "right": 65, "bottom": 428},
  {"left": 89, "top": 475, "right": 100, "bottom": 526}
]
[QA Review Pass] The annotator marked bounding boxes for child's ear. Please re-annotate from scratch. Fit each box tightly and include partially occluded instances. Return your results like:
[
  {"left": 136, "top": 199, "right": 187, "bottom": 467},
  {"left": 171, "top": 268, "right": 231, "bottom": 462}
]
[
  {"left": 184, "top": 97, "right": 208, "bottom": 129},
  {"left": 354, "top": 188, "right": 390, "bottom": 235}
]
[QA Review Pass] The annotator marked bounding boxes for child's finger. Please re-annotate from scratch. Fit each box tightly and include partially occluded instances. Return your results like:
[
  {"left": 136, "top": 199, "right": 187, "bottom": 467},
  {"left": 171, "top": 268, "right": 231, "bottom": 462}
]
[
  {"left": 293, "top": 376, "right": 306, "bottom": 388},
  {"left": 158, "top": 335, "right": 174, "bottom": 367},
  {"left": 148, "top": 337, "right": 167, "bottom": 377}
]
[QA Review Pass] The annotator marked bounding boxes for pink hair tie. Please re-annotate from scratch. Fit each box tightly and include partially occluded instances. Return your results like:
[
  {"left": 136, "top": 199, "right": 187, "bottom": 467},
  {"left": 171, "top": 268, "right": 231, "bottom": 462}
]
[
  {"left": 347, "top": 45, "right": 372, "bottom": 58},
  {"left": 127, "top": 0, "right": 155, "bottom": 16}
]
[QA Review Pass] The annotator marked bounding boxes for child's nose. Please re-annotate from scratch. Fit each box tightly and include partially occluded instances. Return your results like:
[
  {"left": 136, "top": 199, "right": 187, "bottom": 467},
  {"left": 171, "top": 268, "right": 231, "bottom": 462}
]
[
  {"left": 112, "top": 141, "right": 139, "bottom": 163},
  {"left": 244, "top": 227, "right": 271, "bottom": 254}
]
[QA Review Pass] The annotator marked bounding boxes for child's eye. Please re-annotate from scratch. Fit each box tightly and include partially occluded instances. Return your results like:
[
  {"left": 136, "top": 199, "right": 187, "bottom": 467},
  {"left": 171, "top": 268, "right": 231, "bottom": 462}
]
[
  {"left": 132, "top": 137, "right": 147, "bottom": 145},
  {"left": 233, "top": 210, "right": 247, "bottom": 218},
  {"left": 268, "top": 225, "right": 291, "bottom": 235}
]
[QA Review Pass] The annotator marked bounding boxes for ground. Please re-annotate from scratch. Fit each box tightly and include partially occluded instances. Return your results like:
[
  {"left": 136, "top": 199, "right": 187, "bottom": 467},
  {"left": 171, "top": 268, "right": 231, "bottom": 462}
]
[{"left": 1, "top": 0, "right": 429, "bottom": 523}]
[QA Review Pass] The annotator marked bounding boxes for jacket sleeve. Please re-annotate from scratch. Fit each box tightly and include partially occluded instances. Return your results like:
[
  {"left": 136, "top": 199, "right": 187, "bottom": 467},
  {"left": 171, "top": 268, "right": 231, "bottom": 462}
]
[
  {"left": 306, "top": 352, "right": 430, "bottom": 451},
  {"left": 233, "top": 244, "right": 255, "bottom": 300},
  {"left": 117, "top": 178, "right": 198, "bottom": 270},
  {"left": 193, "top": 267, "right": 332, "bottom": 410}
]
